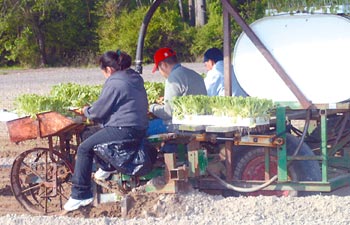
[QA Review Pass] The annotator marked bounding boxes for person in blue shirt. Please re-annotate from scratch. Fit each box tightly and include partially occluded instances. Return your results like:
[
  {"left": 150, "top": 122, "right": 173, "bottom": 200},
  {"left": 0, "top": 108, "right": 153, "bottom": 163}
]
[{"left": 203, "top": 47, "right": 248, "bottom": 97}]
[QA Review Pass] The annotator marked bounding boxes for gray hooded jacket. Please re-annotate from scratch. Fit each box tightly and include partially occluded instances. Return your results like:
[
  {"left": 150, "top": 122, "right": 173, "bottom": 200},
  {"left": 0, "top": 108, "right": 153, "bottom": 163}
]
[{"left": 84, "top": 68, "right": 148, "bottom": 129}]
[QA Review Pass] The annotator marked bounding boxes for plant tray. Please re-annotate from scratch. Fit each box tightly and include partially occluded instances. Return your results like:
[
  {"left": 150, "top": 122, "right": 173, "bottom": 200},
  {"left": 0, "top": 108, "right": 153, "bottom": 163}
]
[
  {"left": 172, "top": 115, "right": 269, "bottom": 128},
  {"left": 6, "top": 111, "right": 77, "bottom": 143}
]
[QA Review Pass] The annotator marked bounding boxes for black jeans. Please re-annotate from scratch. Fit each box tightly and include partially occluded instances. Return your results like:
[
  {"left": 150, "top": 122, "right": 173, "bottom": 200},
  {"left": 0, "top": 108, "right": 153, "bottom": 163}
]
[{"left": 70, "top": 126, "right": 145, "bottom": 200}]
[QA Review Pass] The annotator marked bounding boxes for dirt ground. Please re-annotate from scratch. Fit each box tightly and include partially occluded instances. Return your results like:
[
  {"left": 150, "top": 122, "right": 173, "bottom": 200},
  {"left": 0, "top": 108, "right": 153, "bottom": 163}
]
[
  {"left": 0, "top": 137, "right": 170, "bottom": 219},
  {"left": 0, "top": 65, "right": 184, "bottom": 219},
  {"left": 2, "top": 125, "right": 350, "bottom": 220}
]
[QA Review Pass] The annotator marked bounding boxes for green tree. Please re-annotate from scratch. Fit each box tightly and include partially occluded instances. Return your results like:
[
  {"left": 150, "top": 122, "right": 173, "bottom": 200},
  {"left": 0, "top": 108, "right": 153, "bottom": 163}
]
[
  {"left": 191, "top": 0, "right": 266, "bottom": 57},
  {"left": 97, "top": 1, "right": 196, "bottom": 63},
  {"left": 44, "top": 0, "right": 99, "bottom": 66},
  {"left": 0, "top": 0, "right": 99, "bottom": 67},
  {"left": 1, "top": 0, "right": 348, "bottom": 67},
  {"left": 0, "top": 0, "right": 54, "bottom": 66}
]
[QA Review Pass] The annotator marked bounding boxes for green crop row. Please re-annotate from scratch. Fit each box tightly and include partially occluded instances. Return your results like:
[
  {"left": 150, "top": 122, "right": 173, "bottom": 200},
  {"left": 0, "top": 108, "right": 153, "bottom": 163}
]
[
  {"left": 15, "top": 82, "right": 165, "bottom": 117},
  {"left": 172, "top": 95, "right": 274, "bottom": 119}
]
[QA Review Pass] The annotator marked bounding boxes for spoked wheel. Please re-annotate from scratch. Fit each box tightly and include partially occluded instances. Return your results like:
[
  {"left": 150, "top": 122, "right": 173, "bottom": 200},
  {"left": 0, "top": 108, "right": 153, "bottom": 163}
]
[
  {"left": 233, "top": 133, "right": 321, "bottom": 197},
  {"left": 10, "top": 148, "right": 74, "bottom": 215}
]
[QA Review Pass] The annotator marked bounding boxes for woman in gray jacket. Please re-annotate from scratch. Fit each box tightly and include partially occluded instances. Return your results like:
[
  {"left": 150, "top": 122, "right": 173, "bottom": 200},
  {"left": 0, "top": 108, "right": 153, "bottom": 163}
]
[{"left": 64, "top": 50, "right": 148, "bottom": 212}]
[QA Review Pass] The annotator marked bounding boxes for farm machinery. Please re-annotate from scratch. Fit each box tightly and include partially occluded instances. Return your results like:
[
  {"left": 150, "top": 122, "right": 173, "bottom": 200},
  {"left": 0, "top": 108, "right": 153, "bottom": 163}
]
[{"left": 6, "top": 0, "right": 350, "bottom": 215}]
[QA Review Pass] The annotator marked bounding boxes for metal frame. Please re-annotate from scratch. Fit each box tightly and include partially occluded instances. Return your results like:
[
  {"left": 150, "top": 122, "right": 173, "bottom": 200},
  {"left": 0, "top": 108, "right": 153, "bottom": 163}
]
[{"left": 134, "top": 0, "right": 350, "bottom": 193}]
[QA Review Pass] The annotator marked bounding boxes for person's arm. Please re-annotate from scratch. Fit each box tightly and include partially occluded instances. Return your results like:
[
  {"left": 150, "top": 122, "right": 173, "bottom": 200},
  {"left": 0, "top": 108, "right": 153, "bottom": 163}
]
[
  {"left": 205, "top": 70, "right": 224, "bottom": 96},
  {"left": 149, "top": 80, "right": 181, "bottom": 120},
  {"left": 84, "top": 85, "right": 119, "bottom": 122}
]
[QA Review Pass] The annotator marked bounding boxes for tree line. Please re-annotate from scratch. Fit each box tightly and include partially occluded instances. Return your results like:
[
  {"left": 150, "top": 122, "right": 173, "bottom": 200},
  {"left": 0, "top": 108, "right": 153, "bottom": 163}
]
[{"left": 0, "top": 0, "right": 347, "bottom": 68}]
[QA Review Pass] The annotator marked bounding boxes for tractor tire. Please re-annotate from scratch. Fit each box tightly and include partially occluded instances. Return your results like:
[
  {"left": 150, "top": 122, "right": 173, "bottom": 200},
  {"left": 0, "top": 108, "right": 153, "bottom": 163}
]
[{"left": 232, "top": 133, "right": 321, "bottom": 197}]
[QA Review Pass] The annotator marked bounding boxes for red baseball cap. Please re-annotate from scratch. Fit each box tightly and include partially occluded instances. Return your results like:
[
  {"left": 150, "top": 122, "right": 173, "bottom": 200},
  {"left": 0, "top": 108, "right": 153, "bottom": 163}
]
[{"left": 152, "top": 47, "right": 176, "bottom": 73}]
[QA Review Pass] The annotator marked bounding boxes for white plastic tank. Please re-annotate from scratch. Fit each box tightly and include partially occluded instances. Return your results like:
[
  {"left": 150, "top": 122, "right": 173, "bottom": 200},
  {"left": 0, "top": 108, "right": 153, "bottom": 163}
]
[{"left": 233, "top": 14, "right": 350, "bottom": 103}]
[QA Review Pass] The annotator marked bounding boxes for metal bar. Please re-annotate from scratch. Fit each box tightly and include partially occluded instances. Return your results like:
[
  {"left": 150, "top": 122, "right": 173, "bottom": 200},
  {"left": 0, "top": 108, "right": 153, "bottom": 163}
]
[
  {"left": 328, "top": 173, "right": 350, "bottom": 190},
  {"left": 329, "top": 157, "right": 350, "bottom": 169},
  {"left": 276, "top": 107, "right": 288, "bottom": 181},
  {"left": 320, "top": 110, "right": 329, "bottom": 182},
  {"left": 220, "top": 0, "right": 313, "bottom": 109},
  {"left": 329, "top": 129, "right": 350, "bottom": 157},
  {"left": 164, "top": 153, "right": 176, "bottom": 182},
  {"left": 216, "top": 137, "right": 235, "bottom": 141},
  {"left": 188, "top": 151, "right": 198, "bottom": 177},
  {"left": 287, "top": 156, "right": 323, "bottom": 161},
  {"left": 235, "top": 134, "right": 278, "bottom": 147},
  {"left": 264, "top": 147, "right": 270, "bottom": 180},
  {"left": 223, "top": 8, "right": 232, "bottom": 96},
  {"left": 225, "top": 132, "right": 234, "bottom": 181}
]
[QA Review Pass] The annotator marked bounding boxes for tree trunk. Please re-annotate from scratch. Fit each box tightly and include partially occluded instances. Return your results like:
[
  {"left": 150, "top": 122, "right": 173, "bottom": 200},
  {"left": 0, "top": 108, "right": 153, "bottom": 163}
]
[
  {"left": 31, "top": 15, "right": 47, "bottom": 66},
  {"left": 36, "top": 29, "right": 47, "bottom": 67},
  {"left": 195, "top": 0, "right": 206, "bottom": 26},
  {"left": 23, "top": 7, "right": 47, "bottom": 67},
  {"left": 188, "top": 0, "right": 195, "bottom": 26},
  {"left": 178, "top": 0, "right": 184, "bottom": 20}
]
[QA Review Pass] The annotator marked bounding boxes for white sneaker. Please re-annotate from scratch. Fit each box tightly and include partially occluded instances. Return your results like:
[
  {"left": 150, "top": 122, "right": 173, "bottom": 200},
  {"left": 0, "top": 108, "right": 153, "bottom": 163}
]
[
  {"left": 63, "top": 197, "right": 93, "bottom": 211},
  {"left": 94, "top": 168, "right": 117, "bottom": 181}
]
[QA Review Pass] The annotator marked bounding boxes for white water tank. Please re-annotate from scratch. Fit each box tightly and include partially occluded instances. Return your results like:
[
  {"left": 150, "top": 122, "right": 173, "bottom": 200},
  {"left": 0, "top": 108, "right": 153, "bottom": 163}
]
[{"left": 233, "top": 14, "right": 350, "bottom": 103}]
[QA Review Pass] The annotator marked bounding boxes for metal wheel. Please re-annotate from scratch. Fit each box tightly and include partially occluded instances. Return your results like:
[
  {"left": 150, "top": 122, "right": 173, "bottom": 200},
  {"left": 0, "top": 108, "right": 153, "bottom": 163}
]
[
  {"left": 10, "top": 148, "right": 73, "bottom": 215},
  {"left": 233, "top": 134, "right": 321, "bottom": 197}
]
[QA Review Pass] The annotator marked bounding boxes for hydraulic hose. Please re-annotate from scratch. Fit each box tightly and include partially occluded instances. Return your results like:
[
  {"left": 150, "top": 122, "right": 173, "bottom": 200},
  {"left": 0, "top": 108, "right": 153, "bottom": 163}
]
[
  {"left": 207, "top": 169, "right": 278, "bottom": 193},
  {"left": 135, "top": 0, "right": 164, "bottom": 74},
  {"left": 291, "top": 108, "right": 311, "bottom": 157}
]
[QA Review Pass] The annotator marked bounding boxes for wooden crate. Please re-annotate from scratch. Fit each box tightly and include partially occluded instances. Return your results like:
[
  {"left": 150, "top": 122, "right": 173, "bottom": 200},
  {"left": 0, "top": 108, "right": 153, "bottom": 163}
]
[{"left": 6, "top": 111, "right": 76, "bottom": 143}]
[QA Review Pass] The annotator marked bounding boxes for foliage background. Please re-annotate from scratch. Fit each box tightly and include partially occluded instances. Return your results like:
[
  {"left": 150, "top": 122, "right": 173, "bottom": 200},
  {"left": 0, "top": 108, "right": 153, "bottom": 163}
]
[{"left": 0, "top": 0, "right": 347, "bottom": 68}]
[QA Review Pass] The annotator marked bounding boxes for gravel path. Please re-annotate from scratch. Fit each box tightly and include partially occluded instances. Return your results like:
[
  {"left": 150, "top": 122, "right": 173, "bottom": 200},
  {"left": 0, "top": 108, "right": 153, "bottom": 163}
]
[
  {"left": 1, "top": 191, "right": 350, "bottom": 225},
  {"left": 1, "top": 64, "right": 350, "bottom": 225}
]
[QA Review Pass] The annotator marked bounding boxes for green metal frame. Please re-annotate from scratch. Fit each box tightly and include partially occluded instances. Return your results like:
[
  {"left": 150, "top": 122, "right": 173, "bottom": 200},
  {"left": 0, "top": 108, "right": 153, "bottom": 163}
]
[
  {"left": 276, "top": 106, "right": 288, "bottom": 182},
  {"left": 274, "top": 106, "right": 350, "bottom": 192}
]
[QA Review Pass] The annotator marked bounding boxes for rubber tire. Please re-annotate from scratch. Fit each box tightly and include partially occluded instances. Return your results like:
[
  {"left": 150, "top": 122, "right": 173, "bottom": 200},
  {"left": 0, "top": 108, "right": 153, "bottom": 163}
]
[{"left": 232, "top": 133, "right": 321, "bottom": 197}]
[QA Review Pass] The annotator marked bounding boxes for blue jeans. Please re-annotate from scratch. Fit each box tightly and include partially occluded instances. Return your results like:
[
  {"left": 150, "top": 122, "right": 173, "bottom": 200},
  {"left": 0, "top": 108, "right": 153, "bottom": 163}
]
[{"left": 70, "top": 126, "right": 145, "bottom": 200}]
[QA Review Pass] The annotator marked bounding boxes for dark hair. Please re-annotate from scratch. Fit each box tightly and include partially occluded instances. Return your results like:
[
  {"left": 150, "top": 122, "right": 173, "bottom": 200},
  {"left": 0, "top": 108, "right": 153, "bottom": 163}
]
[
  {"left": 203, "top": 48, "right": 223, "bottom": 63},
  {"left": 162, "top": 55, "right": 178, "bottom": 65},
  {"left": 99, "top": 49, "right": 132, "bottom": 71}
]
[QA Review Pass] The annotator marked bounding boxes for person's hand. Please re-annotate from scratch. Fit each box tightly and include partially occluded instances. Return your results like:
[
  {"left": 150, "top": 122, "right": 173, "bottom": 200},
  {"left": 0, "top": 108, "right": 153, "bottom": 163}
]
[
  {"left": 147, "top": 111, "right": 156, "bottom": 119},
  {"left": 82, "top": 106, "right": 89, "bottom": 113},
  {"left": 70, "top": 107, "right": 84, "bottom": 115},
  {"left": 156, "top": 96, "right": 164, "bottom": 104}
]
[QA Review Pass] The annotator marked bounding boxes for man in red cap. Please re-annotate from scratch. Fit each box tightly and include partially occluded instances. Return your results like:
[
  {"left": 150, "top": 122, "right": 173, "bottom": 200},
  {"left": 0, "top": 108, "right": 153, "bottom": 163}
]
[{"left": 149, "top": 47, "right": 207, "bottom": 134}]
